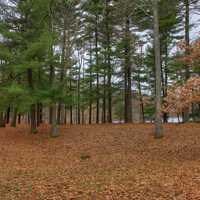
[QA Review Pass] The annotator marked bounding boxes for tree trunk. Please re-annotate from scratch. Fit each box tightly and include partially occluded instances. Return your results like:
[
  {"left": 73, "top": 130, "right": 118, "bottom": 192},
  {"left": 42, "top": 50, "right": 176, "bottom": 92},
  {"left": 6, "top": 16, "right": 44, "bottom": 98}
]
[
  {"left": 30, "top": 104, "right": 37, "bottom": 133},
  {"left": 138, "top": 43, "right": 144, "bottom": 123},
  {"left": 6, "top": 107, "right": 10, "bottom": 124},
  {"left": 49, "top": 52, "right": 59, "bottom": 135},
  {"left": 0, "top": 112, "right": 6, "bottom": 127},
  {"left": 95, "top": 14, "right": 99, "bottom": 124},
  {"left": 81, "top": 109, "right": 85, "bottom": 124},
  {"left": 37, "top": 104, "right": 40, "bottom": 126},
  {"left": 69, "top": 77, "right": 73, "bottom": 125},
  {"left": 39, "top": 104, "right": 43, "bottom": 123},
  {"left": 105, "top": 0, "right": 112, "bottom": 123},
  {"left": 57, "top": 103, "right": 61, "bottom": 125},
  {"left": 185, "top": 0, "right": 190, "bottom": 80},
  {"left": 102, "top": 67, "right": 106, "bottom": 123},
  {"left": 89, "top": 39, "right": 93, "bottom": 125},
  {"left": 49, "top": 18, "right": 60, "bottom": 136},
  {"left": 153, "top": 0, "right": 163, "bottom": 138},
  {"left": 64, "top": 105, "right": 67, "bottom": 124},
  {"left": 138, "top": 78, "right": 144, "bottom": 123},
  {"left": 183, "top": 0, "right": 190, "bottom": 122},
  {"left": 77, "top": 65, "right": 81, "bottom": 125},
  {"left": 18, "top": 114, "right": 21, "bottom": 124},
  {"left": 124, "top": 16, "right": 132, "bottom": 123},
  {"left": 49, "top": 106, "right": 53, "bottom": 124},
  {"left": 58, "top": 16, "right": 67, "bottom": 125},
  {"left": 163, "top": 42, "right": 169, "bottom": 123},
  {"left": 89, "top": 76, "right": 92, "bottom": 124},
  {"left": 27, "top": 68, "right": 37, "bottom": 133},
  {"left": 11, "top": 107, "right": 17, "bottom": 127},
  {"left": 70, "top": 105, "right": 73, "bottom": 125},
  {"left": 51, "top": 104, "right": 59, "bottom": 137}
]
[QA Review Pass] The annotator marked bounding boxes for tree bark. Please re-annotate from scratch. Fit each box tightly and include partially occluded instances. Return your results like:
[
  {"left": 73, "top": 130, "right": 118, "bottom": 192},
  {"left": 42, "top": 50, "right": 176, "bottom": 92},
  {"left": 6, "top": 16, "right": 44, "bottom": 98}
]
[
  {"left": 124, "top": 16, "right": 132, "bottom": 123},
  {"left": 102, "top": 69, "right": 106, "bottom": 124},
  {"left": 89, "top": 39, "right": 93, "bottom": 124},
  {"left": 30, "top": 104, "right": 37, "bottom": 133},
  {"left": 51, "top": 104, "right": 59, "bottom": 137},
  {"left": 0, "top": 112, "right": 6, "bottom": 127},
  {"left": 77, "top": 63, "right": 81, "bottom": 124},
  {"left": 138, "top": 43, "right": 144, "bottom": 123},
  {"left": 95, "top": 14, "right": 99, "bottom": 124},
  {"left": 11, "top": 107, "right": 17, "bottom": 127},
  {"left": 27, "top": 68, "right": 37, "bottom": 133},
  {"left": 37, "top": 103, "right": 41, "bottom": 126},
  {"left": 6, "top": 107, "right": 10, "bottom": 124},
  {"left": 70, "top": 78, "right": 73, "bottom": 125},
  {"left": 105, "top": 0, "right": 112, "bottom": 123},
  {"left": 184, "top": 0, "right": 190, "bottom": 80},
  {"left": 89, "top": 70, "right": 92, "bottom": 124},
  {"left": 57, "top": 15, "right": 67, "bottom": 125},
  {"left": 183, "top": 0, "right": 190, "bottom": 122},
  {"left": 163, "top": 42, "right": 169, "bottom": 123},
  {"left": 18, "top": 114, "right": 21, "bottom": 124},
  {"left": 153, "top": 0, "right": 163, "bottom": 138}
]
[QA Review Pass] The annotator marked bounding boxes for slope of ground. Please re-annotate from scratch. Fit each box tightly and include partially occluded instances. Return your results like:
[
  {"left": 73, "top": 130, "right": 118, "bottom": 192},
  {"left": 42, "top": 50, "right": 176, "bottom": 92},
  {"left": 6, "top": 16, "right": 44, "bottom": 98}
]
[{"left": 0, "top": 123, "right": 200, "bottom": 200}]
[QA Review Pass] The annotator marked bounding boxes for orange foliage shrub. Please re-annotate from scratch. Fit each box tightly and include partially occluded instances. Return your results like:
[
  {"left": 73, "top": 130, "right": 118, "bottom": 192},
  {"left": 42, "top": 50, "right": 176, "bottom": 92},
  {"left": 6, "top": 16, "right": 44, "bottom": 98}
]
[
  {"left": 178, "top": 39, "right": 200, "bottom": 65},
  {"left": 163, "top": 77, "right": 200, "bottom": 114}
]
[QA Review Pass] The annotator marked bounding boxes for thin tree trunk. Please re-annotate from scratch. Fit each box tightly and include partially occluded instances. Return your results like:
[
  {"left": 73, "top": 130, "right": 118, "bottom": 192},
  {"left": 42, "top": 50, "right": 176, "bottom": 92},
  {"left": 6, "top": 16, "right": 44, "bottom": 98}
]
[
  {"left": 95, "top": 14, "right": 99, "bottom": 124},
  {"left": 64, "top": 105, "right": 67, "bottom": 124},
  {"left": 39, "top": 103, "right": 43, "bottom": 123},
  {"left": 37, "top": 103, "right": 40, "bottom": 127},
  {"left": 0, "top": 112, "right": 6, "bottom": 127},
  {"left": 49, "top": 18, "right": 59, "bottom": 136},
  {"left": 49, "top": 106, "right": 53, "bottom": 124},
  {"left": 58, "top": 15, "right": 67, "bottom": 125},
  {"left": 18, "top": 114, "right": 21, "bottom": 124},
  {"left": 49, "top": 59, "right": 54, "bottom": 124},
  {"left": 183, "top": 0, "right": 190, "bottom": 122},
  {"left": 153, "top": 0, "right": 163, "bottom": 138},
  {"left": 185, "top": 0, "right": 190, "bottom": 80},
  {"left": 163, "top": 42, "right": 169, "bottom": 123},
  {"left": 30, "top": 104, "right": 37, "bottom": 133},
  {"left": 6, "top": 107, "right": 10, "bottom": 124},
  {"left": 37, "top": 67, "right": 42, "bottom": 126},
  {"left": 77, "top": 65, "right": 81, "bottom": 125},
  {"left": 138, "top": 78, "right": 144, "bottom": 123},
  {"left": 11, "top": 107, "right": 17, "bottom": 127},
  {"left": 124, "top": 16, "right": 132, "bottom": 123},
  {"left": 69, "top": 78, "right": 73, "bottom": 125},
  {"left": 70, "top": 105, "right": 73, "bottom": 125},
  {"left": 81, "top": 109, "right": 85, "bottom": 124},
  {"left": 27, "top": 68, "right": 37, "bottom": 133},
  {"left": 138, "top": 43, "right": 144, "bottom": 123},
  {"left": 57, "top": 103, "right": 61, "bottom": 125},
  {"left": 102, "top": 67, "right": 106, "bottom": 123},
  {"left": 89, "top": 72, "right": 92, "bottom": 124},
  {"left": 51, "top": 104, "right": 59, "bottom": 137},
  {"left": 89, "top": 39, "right": 93, "bottom": 124},
  {"left": 105, "top": 0, "right": 112, "bottom": 123}
]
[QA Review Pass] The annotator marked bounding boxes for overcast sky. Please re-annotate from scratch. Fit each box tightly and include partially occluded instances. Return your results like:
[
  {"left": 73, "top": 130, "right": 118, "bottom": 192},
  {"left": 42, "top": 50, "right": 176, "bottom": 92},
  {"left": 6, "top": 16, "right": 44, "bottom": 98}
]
[{"left": 191, "top": 13, "right": 200, "bottom": 40}]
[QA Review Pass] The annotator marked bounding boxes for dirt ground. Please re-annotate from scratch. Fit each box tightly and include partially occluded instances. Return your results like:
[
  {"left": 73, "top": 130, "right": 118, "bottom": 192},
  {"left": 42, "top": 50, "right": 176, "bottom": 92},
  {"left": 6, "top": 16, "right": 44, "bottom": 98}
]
[{"left": 0, "top": 123, "right": 200, "bottom": 200}]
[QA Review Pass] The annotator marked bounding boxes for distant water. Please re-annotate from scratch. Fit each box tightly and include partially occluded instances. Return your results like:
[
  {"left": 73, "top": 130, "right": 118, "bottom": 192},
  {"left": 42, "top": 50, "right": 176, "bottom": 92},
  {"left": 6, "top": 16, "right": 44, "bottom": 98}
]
[
  {"left": 168, "top": 117, "right": 183, "bottom": 123},
  {"left": 112, "top": 117, "right": 183, "bottom": 124}
]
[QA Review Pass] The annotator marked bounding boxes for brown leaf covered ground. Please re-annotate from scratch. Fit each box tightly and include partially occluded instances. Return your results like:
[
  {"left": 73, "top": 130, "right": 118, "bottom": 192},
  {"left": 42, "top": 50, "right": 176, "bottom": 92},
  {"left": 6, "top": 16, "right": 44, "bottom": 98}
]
[{"left": 0, "top": 123, "right": 200, "bottom": 200}]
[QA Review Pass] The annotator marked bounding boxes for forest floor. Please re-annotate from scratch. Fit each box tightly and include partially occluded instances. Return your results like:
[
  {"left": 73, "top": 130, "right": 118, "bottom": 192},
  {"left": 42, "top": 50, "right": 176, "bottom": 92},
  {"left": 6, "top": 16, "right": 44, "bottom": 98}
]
[{"left": 0, "top": 123, "right": 200, "bottom": 200}]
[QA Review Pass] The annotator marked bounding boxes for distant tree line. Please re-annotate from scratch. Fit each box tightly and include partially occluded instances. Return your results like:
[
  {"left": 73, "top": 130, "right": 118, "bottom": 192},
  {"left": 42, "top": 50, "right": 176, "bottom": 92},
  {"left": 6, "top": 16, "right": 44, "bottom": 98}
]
[{"left": 0, "top": 0, "right": 199, "bottom": 138}]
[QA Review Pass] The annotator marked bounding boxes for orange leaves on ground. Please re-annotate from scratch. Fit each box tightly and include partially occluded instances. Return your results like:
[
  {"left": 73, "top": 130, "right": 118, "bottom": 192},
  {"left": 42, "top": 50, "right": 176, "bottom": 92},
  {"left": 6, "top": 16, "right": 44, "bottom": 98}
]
[{"left": 1, "top": 124, "right": 200, "bottom": 199}]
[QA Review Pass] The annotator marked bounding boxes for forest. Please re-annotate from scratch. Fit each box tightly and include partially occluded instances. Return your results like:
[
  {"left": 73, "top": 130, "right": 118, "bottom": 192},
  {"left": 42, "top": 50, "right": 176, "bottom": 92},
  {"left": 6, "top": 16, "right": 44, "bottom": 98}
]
[{"left": 0, "top": 0, "right": 200, "bottom": 199}]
